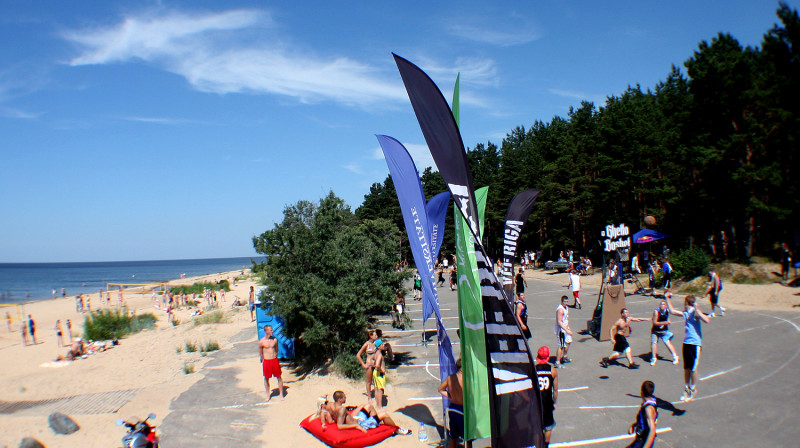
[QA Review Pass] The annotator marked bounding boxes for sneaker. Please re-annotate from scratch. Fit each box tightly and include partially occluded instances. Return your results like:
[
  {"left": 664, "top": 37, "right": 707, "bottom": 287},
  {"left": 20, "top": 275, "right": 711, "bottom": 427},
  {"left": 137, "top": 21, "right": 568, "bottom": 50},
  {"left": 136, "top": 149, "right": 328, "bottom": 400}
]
[
  {"left": 680, "top": 386, "right": 691, "bottom": 402},
  {"left": 687, "top": 387, "right": 697, "bottom": 402},
  {"left": 672, "top": 356, "right": 680, "bottom": 365},
  {"left": 396, "top": 427, "right": 411, "bottom": 436},
  {"left": 720, "top": 308, "right": 725, "bottom": 317},
  {"left": 708, "top": 312, "right": 715, "bottom": 318},
  {"left": 629, "top": 362, "right": 640, "bottom": 369},
  {"left": 562, "top": 357, "right": 572, "bottom": 364},
  {"left": 650, "top": 357, "right": 657, "bottom": 366},
  {"left": 600, "top": 358, "right": 609, "bottom": 368},
  {"left": 554, "top": 361, "right": 562, "bottom": 369}
]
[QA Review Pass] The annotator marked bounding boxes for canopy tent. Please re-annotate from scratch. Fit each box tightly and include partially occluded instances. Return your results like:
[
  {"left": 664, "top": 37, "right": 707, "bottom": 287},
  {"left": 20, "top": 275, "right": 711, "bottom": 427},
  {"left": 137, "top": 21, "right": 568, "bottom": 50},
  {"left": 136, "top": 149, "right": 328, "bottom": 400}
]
[{"left": 632, "top": 229, "right": 669, "bottom": 244}]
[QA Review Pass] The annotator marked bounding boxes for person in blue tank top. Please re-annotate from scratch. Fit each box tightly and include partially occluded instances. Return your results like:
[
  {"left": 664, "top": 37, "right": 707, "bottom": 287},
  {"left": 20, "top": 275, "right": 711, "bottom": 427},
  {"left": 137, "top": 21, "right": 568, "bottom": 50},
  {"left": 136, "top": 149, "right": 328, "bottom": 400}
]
[
  {"left": 666, "top": 294, "right": 710, "bottom": 402},
  {"left": 626, "top": 380, "right": 658, "bottom": 448}
]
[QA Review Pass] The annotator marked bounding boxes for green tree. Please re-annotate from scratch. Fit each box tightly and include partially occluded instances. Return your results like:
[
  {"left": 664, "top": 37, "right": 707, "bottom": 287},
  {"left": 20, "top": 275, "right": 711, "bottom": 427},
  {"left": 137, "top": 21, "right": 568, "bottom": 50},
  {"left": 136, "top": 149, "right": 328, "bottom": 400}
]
[{"left": 253, "top": 192, "right": 408, "bottom": 373}]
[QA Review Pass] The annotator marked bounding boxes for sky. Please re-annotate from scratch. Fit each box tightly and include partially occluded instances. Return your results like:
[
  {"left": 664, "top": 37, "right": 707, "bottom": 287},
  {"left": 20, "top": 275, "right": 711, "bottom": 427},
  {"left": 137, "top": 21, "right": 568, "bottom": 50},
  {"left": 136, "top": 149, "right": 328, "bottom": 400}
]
[{"left": 1, "top": 1, "right": 796, "bottom": 263}]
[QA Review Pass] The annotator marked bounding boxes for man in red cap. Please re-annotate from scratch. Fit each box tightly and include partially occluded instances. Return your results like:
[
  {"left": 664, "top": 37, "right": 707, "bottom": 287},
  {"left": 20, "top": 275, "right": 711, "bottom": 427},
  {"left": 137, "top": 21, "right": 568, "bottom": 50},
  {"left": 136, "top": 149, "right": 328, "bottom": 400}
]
[{"left": 535, "top": 346, "right": 558, "bottom": 447}]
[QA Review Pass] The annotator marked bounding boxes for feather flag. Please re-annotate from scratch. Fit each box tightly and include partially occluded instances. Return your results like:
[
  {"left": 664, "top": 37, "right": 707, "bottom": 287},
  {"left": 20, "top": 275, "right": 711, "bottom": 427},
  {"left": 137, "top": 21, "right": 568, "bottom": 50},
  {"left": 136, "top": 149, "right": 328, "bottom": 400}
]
[{"left": 394, "top": 53, "right": 544, "bottom": 448}]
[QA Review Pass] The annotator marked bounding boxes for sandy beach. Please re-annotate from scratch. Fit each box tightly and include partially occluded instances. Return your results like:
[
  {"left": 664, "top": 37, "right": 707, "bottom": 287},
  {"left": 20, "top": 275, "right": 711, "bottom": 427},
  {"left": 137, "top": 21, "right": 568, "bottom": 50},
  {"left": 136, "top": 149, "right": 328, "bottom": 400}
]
[{"left": 1, "top": 264, "right": 798, "bottom": 447}]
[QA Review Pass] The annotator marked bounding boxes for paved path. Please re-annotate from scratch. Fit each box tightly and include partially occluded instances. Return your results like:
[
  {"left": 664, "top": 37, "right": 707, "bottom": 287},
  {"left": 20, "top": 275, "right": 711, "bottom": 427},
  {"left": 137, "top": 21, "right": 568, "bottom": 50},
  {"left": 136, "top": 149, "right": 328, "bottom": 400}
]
[{"left": 159, "top": 328, "right": 269, "bottom": 447}]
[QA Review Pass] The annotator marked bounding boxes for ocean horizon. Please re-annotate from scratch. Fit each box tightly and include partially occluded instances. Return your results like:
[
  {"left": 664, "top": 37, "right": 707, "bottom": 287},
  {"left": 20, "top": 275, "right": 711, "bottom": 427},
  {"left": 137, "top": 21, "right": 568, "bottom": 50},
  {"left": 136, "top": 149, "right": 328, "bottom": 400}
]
[{"left": 0, "top": 256, "right": 263, "bottom": 304}]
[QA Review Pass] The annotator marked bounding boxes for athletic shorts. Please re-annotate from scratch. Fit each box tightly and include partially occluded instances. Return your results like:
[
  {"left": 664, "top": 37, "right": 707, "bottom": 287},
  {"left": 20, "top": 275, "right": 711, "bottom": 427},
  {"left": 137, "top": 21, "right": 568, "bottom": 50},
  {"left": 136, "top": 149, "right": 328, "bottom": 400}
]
[
  {"left": 650, "top": 330, "right": 673, "bottom": 345},
  {"left": 373, "top": 369, "right": 386, "bottom": 390},
  {"left": 683, "top": 344, "right": 700, "bottom": 371},
  {"left": 626, "top": 436, "right": 656, "bottom": 448},
  {"left": 613, "top": 335, "right": 630, "bottom": 354},
  {"left": 557, "top": 331, "right": 572, "bottom": 348},
  {"left": 262, "top": 358, "right": 282, "bottom": 378},
  {"left": 355, "top": 410, "right": 379, "bottom": 429},
  {"left": 572, "top": 291, "right": 580, "bottom": 299},
  {"left": 249, "top": 303, "right": 255, "bottom": 311},
  {"left": 709, "top": 292, "right": 719, "bottom": 305},
  {"left": 448, "top": 404, "right": 464, "bottom": 440}
]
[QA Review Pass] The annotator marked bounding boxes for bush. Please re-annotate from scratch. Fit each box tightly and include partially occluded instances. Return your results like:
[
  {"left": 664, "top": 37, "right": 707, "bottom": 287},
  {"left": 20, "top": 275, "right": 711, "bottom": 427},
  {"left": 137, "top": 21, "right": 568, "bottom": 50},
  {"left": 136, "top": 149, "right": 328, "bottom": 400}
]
[
  {"left": 183, "top": 362, "right": 195, "bottom": 374},
  {"left": 83, "top": 309, "right": 157, "bottom": 341},
  {"left": 176, "top": 346, "right": 183, "bottom": 354},
  {"left": 185, "top": 341, "right": 198, "bottom": 352},
  {"left": 334, "top": 352, "right": 365, "bottom": 380},
  {"left": 671, "top": 247, "right": 710, "bottom": 280}
]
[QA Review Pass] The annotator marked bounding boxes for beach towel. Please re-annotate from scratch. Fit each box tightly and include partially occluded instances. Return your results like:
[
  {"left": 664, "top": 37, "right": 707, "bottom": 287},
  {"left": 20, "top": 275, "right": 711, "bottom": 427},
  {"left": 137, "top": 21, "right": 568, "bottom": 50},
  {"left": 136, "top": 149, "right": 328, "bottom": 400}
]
[{"left": 300, "top": 415, "right": 396, "bottom": 448}]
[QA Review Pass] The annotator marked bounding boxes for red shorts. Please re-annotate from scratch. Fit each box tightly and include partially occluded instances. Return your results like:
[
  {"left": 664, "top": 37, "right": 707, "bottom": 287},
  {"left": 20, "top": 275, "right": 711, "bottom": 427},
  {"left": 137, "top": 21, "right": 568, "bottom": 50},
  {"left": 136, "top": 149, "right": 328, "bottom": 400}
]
[
  {"left": 262, "top": 358, "right": 282, "bottom": 378},
  {"left": 572, "top": 291, "right": 580, "bottom": 299}
]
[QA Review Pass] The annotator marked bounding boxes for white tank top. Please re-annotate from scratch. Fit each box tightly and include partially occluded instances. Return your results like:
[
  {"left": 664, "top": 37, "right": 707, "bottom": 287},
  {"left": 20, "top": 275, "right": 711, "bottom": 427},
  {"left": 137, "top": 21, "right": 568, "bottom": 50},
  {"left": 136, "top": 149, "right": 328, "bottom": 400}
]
[{"left": 554, "top": 304, "right": 569, "bottom": 334}]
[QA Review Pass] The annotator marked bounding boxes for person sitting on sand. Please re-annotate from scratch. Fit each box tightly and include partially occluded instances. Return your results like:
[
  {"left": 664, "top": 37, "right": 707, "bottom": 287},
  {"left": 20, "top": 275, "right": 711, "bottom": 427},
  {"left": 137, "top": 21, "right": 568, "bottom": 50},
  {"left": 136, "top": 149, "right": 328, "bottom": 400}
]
[
  {"left": 66, "top": 338, "right": 86, "bottom": 360},
  {"left": 328, "top": 391, "right": 411, "bottom": 435},
  {"left": 308, "top": 395, "right": 336, "bottom": 429}
]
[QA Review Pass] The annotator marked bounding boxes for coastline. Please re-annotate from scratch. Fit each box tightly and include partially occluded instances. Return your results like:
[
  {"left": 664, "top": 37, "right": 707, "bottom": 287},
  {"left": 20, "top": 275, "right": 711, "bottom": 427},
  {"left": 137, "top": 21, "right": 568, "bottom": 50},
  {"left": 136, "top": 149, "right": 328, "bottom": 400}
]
[{"left": 0, "top": 268, "right": 259, "bottom": 447}]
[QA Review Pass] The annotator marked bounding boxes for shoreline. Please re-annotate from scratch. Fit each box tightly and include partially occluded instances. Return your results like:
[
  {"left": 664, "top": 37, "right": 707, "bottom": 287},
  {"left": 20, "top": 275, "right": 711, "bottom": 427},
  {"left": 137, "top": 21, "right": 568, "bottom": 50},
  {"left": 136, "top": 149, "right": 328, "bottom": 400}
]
[{"left": 0, "top": 268, "right": 261, "bottom": 447}]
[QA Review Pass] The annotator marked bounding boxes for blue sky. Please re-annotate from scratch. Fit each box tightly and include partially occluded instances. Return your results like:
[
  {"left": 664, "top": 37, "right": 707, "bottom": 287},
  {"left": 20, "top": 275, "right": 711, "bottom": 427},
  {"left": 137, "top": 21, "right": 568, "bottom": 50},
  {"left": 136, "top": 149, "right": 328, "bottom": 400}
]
[{"left": 0, "top": 1, "right": 795, "bottom": 263}]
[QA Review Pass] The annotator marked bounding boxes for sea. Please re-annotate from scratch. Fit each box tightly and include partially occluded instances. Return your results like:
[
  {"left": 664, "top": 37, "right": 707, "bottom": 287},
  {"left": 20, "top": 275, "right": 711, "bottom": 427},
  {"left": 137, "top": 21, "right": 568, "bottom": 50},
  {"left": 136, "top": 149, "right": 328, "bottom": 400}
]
[{"left": 0, "top": 257, "right": 261, "bottom": 304}]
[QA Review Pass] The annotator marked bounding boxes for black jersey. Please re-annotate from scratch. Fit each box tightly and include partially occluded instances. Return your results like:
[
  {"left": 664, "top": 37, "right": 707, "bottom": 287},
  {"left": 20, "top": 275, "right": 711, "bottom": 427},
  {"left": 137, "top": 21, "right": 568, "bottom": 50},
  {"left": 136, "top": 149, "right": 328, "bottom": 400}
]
[
  {"left": 536, "top": 363, "right": 555, "bottom": 427},
  {"left": 652, "top": 308, "right": 669, "bottom": 334}
]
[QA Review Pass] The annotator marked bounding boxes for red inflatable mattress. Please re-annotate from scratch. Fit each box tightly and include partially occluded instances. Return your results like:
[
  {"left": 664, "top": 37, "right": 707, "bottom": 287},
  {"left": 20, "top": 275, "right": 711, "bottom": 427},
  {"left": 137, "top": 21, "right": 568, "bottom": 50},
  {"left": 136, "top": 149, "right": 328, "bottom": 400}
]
[{"left": 300, "top": 415, "right": 397, "bottom": 448}]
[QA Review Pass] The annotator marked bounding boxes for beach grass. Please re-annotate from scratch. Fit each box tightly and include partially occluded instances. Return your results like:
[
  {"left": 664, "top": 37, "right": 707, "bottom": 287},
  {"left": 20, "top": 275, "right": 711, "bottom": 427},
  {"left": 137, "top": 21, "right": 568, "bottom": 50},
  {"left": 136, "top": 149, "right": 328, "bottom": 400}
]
[
  {"left": 185, "top": 341, "right": 198, "bottom": 352},
  {"left": 202, "top": 340, "right": 220, "bottom": 352},
  {"left": 83, "top": 308, "right": 157, "bottom": 340},
  {"left": 194, "top": 310, "right": 227, "bottom": 325},
  {"left": 170, "top": 280, "right": 230, "bottom": 295},
  {"left": 183, "top": 362, "right": 195, "bottom": 374}
]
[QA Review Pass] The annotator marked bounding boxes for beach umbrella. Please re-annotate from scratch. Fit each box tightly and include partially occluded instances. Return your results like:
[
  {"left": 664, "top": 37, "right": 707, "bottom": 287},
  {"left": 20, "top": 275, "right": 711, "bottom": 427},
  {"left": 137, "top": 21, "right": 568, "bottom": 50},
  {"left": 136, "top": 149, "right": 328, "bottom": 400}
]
[{"left": 632, "top": 229, "right": 669, "bottom": 244}]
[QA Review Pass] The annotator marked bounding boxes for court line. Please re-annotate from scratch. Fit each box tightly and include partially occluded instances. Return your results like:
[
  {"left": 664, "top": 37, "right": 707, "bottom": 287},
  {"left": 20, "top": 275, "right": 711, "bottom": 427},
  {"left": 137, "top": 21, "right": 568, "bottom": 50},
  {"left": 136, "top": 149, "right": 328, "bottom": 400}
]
[
  {"left": 392, "top": 341, "right": 460, "bottom": 347},
  {"left": 424, "top": 361, "right": 440, "bottom": 381},
  {"left": 550, "top": 427, "right": 672, "bottom": 447},
  {"left": 381, "top": 327, "right": 459, "bottom": 335},
  {"left": 560, "top": 386, "right": 589, "bottom": 392},
  {"left": 700, "top": 365, "right": 742, "bottom": 381}
]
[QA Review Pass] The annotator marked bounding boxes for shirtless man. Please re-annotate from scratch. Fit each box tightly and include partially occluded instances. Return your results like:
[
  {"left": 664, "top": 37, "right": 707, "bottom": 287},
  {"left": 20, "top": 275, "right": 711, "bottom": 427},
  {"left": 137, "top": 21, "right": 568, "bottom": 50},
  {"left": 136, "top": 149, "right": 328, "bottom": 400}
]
[
  {"left": 258, "top": 325, "right": 284, "bottom": 401},
  {"left": 601, "top": 308, "right": 648, "bottom": 369},
  {"left": 328, "top": 391, "right": 410, "bottom": 435},
  {"left": 438, "top": 358, "right": 466, "bottom": 448},
  {"left": 249, "top": 286, "right": 257, "bottom": 321}
]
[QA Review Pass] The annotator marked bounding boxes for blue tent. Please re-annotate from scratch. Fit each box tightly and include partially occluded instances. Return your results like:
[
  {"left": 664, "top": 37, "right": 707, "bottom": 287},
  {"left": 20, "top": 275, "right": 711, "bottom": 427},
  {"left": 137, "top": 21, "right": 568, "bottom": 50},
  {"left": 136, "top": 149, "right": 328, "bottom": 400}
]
[{"left": 632, "top": 229, "right": 669, "bottom": 244}]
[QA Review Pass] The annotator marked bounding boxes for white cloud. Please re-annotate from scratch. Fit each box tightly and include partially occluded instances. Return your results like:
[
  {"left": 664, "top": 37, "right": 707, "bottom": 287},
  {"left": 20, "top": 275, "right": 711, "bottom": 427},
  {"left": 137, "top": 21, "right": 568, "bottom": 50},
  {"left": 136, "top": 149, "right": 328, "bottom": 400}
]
[
  {"left": 343, "top": 163, "right": 362, "bottom": 174},
  {"left": 548, "top": 88, "right": 606, "bottom": 107},
  {"left": 1, "top": 107, "right": 40, "bottom": 119},
  {"left": 371, "top": 142, "right": 435, "bottom": 172},
  {"left": 446, "top": 23, "right": 540, "bottom": 47},
  {"left": 63, "top": 9, "right": 408, "bottom": 108}
]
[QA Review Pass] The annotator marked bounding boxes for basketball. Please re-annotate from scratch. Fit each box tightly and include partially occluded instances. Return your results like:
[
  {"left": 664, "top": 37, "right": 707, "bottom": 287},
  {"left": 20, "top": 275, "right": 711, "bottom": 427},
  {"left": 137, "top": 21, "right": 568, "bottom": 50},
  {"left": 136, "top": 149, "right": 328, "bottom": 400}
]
[{"left": 644, "top": 215, "right": 656, "bottom": 226}]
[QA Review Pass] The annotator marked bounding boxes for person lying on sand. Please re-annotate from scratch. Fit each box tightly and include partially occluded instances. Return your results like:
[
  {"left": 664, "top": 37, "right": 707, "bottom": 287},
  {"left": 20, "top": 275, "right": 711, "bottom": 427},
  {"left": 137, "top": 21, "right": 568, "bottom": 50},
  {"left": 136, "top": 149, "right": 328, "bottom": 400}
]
[{"left": 328, "top": 391, "right": 411, "bottom": 435}]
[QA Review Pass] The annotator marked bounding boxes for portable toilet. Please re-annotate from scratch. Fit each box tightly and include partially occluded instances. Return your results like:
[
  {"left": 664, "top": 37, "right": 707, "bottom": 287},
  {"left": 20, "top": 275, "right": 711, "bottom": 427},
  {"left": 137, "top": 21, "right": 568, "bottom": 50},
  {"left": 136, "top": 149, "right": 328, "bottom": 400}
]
[{"left": 255, "top": 299, "right": 295, "bottom": 359}]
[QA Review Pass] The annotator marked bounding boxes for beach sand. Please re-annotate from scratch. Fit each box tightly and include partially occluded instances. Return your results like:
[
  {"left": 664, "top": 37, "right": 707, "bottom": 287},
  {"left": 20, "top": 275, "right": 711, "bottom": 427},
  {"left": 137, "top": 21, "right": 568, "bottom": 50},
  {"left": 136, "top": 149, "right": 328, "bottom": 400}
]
[{"left": 1, "top": 265, "right": 797, "bottom": 447}]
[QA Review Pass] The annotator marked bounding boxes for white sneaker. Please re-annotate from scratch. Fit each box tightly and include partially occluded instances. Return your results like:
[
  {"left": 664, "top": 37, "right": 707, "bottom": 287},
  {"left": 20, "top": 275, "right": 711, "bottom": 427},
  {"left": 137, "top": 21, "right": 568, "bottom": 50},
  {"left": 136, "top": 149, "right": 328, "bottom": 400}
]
[
  {"left": 650, "top": 357, "right": 657, "bottom": 366},
  {"left": 672, "top": 356, "right": 680, "bottom": 365},
  {"left": 687, "top": 387, "right": 697, "bottom": 402},
  {"left": 680, "top": 386, "right": 691, "bottom": 402},
  {"left": 708, "top": 312, "right": 715, "bottom": 318},
  {"left": 720, "top": 308, "right": 725, "bottom": 317}
]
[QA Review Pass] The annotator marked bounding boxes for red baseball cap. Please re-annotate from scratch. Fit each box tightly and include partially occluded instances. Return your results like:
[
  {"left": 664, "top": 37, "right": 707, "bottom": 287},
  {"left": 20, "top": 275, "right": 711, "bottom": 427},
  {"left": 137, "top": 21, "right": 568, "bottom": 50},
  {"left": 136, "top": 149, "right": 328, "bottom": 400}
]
[{"left": 536, "top": 346, "right": 550, "bottom": 364}]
